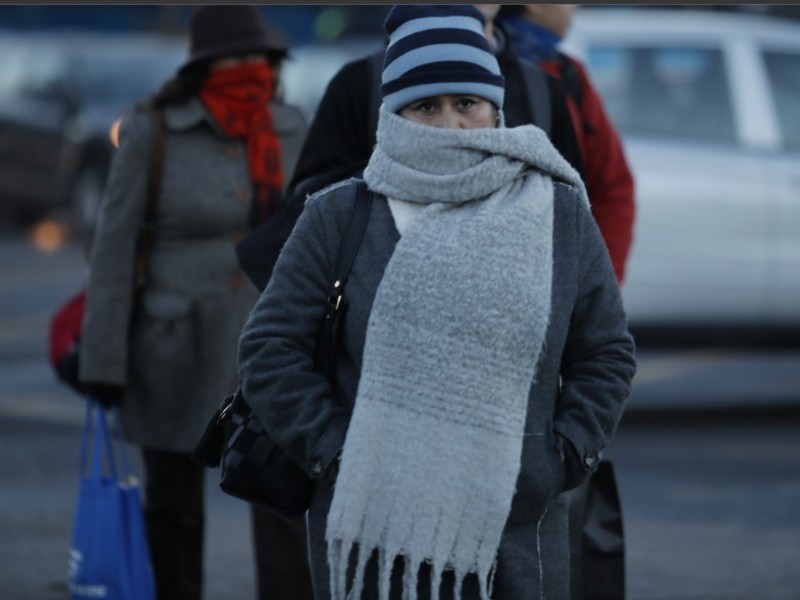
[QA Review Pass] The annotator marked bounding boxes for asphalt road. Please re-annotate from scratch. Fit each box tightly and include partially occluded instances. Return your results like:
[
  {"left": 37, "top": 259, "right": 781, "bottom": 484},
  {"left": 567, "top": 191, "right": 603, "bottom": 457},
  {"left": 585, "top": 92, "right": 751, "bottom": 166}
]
[
  {"left": 1, "top": 232, "right": 799, "bottom": 599},
  {"left": 605, "top": 416, "right": 800, "bottom": 600}
]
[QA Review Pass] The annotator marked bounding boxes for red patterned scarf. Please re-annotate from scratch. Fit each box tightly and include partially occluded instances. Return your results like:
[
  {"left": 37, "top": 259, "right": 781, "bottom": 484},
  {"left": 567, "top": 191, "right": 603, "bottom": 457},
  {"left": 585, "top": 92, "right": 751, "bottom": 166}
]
[{"left": 199, "top": 62, "right": 282, "bottom": 226}]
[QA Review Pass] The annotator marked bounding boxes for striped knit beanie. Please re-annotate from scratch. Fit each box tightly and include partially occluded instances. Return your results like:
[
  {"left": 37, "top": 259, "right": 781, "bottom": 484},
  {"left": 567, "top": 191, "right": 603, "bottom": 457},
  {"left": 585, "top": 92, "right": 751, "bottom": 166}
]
[{"left": 380, "top": 4, "right": 505, "bottom": 113}]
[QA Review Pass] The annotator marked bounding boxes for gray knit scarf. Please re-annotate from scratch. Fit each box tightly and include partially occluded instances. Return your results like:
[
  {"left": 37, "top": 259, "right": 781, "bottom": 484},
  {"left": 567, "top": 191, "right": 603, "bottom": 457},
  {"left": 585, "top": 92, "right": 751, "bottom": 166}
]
[{"left": 326, "top": 106, "right": 587, "bottom": 600}]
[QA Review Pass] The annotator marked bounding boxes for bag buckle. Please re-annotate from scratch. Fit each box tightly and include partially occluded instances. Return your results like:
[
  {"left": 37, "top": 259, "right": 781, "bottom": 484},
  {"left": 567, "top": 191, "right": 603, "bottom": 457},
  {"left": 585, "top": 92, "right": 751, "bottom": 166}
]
[
  {"left": 325, "top": 280, "right": 343, "bottom": 318},
  {"left": 217, "top": 400, "right": 233, "bottom": 425}
]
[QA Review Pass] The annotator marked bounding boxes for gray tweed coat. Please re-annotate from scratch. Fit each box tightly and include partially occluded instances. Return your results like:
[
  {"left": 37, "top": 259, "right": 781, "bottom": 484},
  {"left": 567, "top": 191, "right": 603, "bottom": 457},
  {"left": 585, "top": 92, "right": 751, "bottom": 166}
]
[
  {"left": 238, "top": 179, "right": 636, "bottom": 599},
  {"left": 79, "top": 96, "right": 306, "bottom": 452}
]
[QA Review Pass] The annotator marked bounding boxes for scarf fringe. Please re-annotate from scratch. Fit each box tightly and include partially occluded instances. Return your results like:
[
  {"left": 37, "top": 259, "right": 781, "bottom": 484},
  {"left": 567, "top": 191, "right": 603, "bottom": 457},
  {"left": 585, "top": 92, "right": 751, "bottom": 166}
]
[
  {"left": 379, "top": 548, "right": 393, "bottom": 600},
  {"left": 326, "top": 403, "right": 523, "bottom": 599},
  {"left": 328, "top": 541, "right": 497, "bottom": 600},
  {"left": 402, "top": 555, "right": 418, "bottom": 600}
]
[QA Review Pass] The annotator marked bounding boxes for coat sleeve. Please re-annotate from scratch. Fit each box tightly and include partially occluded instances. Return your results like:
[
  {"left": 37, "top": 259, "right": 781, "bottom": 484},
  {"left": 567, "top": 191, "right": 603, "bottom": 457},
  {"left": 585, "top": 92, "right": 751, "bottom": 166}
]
[
  {"left": 238, "top": 189, "right": 352, "bottom": 481},
  {"left": 286, "top": 59, "right": 374, "bottom": 197},
  {"left": 553, "top": 189, "right": 636, "bottom": 489},
  {"left": 79, "top": 110, "right": 154, "bottom": 385}
]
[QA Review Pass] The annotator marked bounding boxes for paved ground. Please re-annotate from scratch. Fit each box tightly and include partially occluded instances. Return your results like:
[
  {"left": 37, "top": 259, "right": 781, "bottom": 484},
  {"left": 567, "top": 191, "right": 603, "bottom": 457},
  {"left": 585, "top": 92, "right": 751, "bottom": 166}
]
[{"left": 3, "top": 387, "right": 799, "bottom": 600}]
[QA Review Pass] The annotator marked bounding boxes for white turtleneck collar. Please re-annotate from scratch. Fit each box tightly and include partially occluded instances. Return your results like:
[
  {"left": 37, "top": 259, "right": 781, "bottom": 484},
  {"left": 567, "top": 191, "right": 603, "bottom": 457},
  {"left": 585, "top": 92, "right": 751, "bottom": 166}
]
[{"left": 386, "top": 197, "right": 424, "bottom": 236}]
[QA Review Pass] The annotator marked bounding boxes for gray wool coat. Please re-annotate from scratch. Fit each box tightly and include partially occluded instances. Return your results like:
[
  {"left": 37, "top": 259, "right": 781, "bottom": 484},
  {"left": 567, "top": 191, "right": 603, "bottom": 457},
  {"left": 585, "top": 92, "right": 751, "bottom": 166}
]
[
  {"left": 238, "top": 179, "right": 637, "bottom": 599},
  {"left": 79, "top": 96, "right": 306, "bottom": 453}
]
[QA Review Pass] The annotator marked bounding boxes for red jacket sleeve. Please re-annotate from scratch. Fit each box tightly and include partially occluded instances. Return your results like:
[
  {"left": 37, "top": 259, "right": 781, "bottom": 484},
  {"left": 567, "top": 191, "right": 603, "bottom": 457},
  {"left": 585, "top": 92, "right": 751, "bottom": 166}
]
[{"left": 543, "top": 55, "right": 636, "bottom": 284}]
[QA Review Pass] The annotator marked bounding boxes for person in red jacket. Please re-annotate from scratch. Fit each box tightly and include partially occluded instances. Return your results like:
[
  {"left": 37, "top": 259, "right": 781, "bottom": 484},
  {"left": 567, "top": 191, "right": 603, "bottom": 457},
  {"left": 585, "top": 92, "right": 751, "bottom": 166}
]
[{"left": 499, "top": 4, "right": 635, "bottom": 285}]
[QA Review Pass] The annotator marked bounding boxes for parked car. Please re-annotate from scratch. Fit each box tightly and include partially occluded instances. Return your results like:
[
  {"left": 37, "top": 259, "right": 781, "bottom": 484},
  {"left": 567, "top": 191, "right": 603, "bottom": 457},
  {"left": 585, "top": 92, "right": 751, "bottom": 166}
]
[
  {"left": 0, "top": 32, "right": 186, "bottom": 231},
  {"left": 561, "top": 9, "right": 800, "bottom": 329}
]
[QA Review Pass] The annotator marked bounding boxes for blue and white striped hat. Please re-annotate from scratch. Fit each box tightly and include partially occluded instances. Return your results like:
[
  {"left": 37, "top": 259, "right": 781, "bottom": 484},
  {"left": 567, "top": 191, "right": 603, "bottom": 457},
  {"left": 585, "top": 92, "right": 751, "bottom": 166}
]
[{"left": 380, "top": 4, "right": 505, "bottom": 113}]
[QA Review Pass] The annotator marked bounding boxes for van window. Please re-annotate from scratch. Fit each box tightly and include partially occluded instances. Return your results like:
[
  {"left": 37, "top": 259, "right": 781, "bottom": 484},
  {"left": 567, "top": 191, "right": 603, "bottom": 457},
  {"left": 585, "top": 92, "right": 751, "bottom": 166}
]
[
  {"left": 586, "top": 45, "right": 736, "bottom": 145},
  {"left": 0, "top": 45, "right": 65, "bottom": 101},
  {"left": 0, "top": 47, "right": 29, "bottom": 98},
  {"left": 762, "top": 50, "right": 800, "bottom": 153}
]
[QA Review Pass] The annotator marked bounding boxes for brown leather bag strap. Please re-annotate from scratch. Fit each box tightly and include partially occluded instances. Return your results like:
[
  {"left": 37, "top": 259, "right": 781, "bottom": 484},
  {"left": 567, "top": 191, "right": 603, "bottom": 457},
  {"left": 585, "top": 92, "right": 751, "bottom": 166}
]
[{"left": 135, "top": 108, "right": 166, "bottom": 289}]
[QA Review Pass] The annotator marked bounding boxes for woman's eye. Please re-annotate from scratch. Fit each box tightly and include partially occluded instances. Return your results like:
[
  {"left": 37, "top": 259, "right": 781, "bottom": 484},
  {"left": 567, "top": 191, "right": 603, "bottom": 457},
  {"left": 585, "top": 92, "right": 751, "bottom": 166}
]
[
  {"left": 458, "top": 98, "right": 477, "bottom": 109},
  {"left": 416, "top": 102, "right": 434, "bottom": 113}
]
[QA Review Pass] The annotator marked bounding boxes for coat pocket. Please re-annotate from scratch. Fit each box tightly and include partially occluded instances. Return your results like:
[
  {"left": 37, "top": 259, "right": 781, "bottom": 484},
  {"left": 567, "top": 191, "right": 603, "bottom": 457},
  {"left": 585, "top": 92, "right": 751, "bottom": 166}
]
[
  {"left": 136, "top": 291, "right": 195, "bottom": 359},
  {"left": 514, "top": 430, "right": 567, "bottom": 520}
]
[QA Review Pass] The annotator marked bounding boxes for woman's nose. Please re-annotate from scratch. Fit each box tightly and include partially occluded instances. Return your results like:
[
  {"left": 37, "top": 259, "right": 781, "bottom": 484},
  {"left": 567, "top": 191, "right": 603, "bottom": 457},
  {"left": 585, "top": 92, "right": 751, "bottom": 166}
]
[{"left": 439, "top": 106, "right": 463, "bottom": 129}]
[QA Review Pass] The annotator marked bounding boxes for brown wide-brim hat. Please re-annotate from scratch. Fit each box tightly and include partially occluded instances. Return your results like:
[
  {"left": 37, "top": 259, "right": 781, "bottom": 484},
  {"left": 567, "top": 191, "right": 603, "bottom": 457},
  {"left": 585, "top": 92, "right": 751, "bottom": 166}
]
[{"left": 179, "top": 5, "right": 288, "bottom": 73}]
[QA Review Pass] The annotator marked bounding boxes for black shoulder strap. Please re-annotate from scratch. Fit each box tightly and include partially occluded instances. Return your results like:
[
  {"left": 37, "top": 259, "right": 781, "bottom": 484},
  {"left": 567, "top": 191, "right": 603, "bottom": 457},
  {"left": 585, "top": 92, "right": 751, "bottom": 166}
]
[
  {"left": 331, "top": 181, "right": 372, "bottom": 300},
  {"left": 556, "top": 51, "right": 594, "bottom": 137},
  {"left": 518, "top": 57, "right": 552, "bottom": 137},
  {"left": 322, "top": 181, "right": 372, "bottom": 319},
  {"left": 317, "top": 181, "right": 373, "bottom": 379},
  {"left": 557, "top": 51, "right": 584, "bottom": 109}
]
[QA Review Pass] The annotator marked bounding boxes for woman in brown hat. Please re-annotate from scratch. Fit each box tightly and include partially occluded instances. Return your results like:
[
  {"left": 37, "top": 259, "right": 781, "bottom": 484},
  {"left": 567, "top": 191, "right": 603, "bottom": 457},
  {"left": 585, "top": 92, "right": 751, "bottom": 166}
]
[{"left": 77, "top": 6, "right": 309, "bottom": 599}]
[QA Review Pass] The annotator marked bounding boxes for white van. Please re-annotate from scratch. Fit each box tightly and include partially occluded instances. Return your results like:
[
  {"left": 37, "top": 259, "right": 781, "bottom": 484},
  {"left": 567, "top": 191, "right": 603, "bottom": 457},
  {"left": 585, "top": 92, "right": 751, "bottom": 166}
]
[{"left": 563, "top": 9, "right": 800, "bottom": 328}]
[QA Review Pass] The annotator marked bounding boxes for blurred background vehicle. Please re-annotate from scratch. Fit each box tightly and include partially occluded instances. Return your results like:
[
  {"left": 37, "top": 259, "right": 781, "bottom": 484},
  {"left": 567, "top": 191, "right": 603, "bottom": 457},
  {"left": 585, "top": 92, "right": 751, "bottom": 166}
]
[
  {"left": 0, "top": 32, "right": 185, "bottom": 232},
  {"left": 562, "top": 9, "right": 800, "bottom": 331},
  {"left": 282, "top": 36, "right": 384, "bottom": 120}
]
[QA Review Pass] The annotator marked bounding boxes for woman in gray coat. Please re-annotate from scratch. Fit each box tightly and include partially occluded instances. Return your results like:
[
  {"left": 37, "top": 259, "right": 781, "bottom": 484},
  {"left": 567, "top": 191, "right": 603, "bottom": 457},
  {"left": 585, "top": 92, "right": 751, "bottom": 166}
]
[
  {"left": 238, "top": 4, "right": 636, "bottom": 599},
  {"left": 78, "top": 6, "right": 311, "bottom": 599}
]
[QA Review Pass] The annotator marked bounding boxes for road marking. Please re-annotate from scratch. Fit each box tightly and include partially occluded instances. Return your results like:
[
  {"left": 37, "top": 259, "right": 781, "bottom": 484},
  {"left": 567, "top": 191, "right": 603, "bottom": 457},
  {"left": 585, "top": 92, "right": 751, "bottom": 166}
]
[{"left": 634, "top": 350, "right": 729, "bottom": 384}]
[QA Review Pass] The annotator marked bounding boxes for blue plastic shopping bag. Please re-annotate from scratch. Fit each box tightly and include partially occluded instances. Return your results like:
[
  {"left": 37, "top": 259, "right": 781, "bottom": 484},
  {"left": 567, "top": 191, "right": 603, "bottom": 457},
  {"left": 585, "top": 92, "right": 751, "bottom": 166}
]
[{"left": 68, "top": 401, "right": 155, "bottom": 600}]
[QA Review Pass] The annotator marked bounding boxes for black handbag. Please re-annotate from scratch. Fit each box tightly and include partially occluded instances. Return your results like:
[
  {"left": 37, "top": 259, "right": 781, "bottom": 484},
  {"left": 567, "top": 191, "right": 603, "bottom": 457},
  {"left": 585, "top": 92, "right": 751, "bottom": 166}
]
[
  {"left": 193, "top": 181, "right": 373, "bottom": 517},
  {"left": 582, "top": 460, "right": 625, "bottom": 599},
  {"left": 568, "top": 459, "right": 626, "bottom": 600}
]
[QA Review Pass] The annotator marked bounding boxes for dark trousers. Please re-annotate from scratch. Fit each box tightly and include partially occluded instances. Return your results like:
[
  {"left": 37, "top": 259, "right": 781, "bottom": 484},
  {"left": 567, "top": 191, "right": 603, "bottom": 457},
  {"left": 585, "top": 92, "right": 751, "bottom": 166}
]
[
  {"left": 251, "top": 506, "right": 315, "bottom": 600},
  {"left": 142, "top": 448, "right": 205, "bottom": 600}
]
